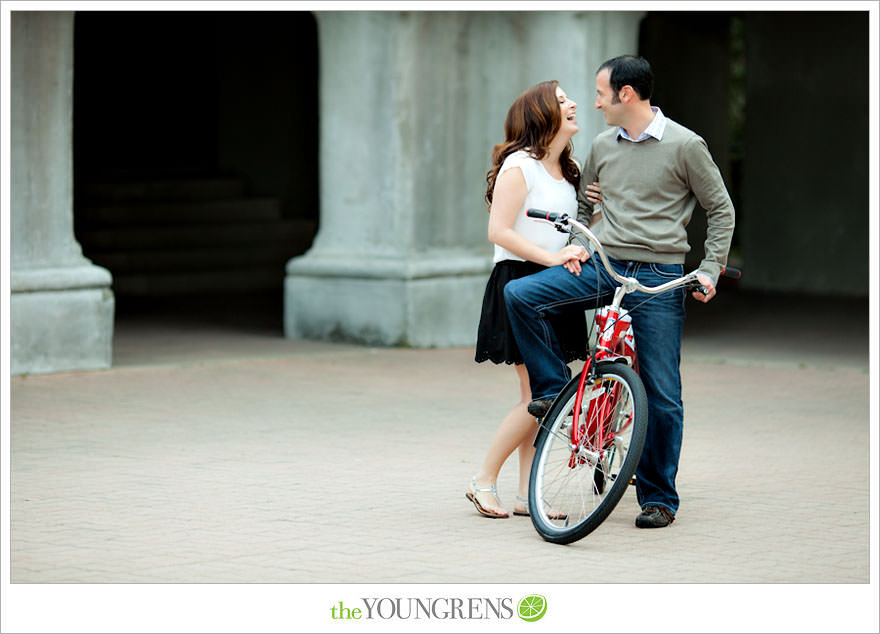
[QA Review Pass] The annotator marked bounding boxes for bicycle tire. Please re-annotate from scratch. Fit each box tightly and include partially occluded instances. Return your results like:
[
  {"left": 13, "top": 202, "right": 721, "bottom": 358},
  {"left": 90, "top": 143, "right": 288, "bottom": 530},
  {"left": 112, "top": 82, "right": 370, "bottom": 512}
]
[{"left": 528, "top": 361, "right": 648, "bottom": 544}]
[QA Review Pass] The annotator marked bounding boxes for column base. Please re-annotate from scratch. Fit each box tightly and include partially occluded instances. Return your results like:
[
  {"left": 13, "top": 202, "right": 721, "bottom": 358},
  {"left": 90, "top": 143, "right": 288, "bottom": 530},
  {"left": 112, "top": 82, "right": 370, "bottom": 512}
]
[
  {"left": 11, "top": 265, "right": 115, "bottom": 374},
  {"left": 284, "top": 251, "right": 492, "bottom": 347}
]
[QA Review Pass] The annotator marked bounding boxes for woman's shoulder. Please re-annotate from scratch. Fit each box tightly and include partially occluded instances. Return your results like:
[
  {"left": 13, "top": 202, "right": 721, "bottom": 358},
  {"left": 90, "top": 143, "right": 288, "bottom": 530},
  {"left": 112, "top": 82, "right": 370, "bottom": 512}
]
[
  {"left": 498, "top": 150, "right": 538, "bottom": 180},
  {"left": 501, "top": 149, "right": 539, "bottom": 167},
  {"left": 499, "top": 150, "right": 539, "bottom": 182}
]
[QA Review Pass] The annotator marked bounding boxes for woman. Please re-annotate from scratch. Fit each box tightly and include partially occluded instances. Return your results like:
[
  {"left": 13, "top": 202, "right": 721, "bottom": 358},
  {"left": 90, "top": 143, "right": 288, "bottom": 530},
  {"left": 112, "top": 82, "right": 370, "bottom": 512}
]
[{"left": 467, "top": 80, "right": 594, "bottom": 518}]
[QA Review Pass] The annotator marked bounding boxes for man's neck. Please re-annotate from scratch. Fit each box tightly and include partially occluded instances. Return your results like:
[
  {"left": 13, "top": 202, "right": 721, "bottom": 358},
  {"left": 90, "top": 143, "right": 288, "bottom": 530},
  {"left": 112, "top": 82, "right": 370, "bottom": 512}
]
[{"left": 620, "top": 102, "right": 655, "bottom": 140}]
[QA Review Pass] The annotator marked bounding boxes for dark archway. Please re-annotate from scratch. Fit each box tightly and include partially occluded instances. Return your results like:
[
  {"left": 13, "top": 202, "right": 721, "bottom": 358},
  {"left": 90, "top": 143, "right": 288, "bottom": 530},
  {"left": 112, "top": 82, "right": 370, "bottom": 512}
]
[
  {"left": 72, "top": 11, "right": 319, "bottom": 331},
  {"left": 639, "top": 11, "right": 868, "bottom": 298}
]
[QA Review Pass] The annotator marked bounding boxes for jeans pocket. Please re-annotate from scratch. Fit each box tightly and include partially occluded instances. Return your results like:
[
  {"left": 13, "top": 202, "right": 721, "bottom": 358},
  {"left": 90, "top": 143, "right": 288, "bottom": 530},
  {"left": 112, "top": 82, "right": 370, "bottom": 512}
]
[{"left": 647, "top": 263, "right": 684, "bottom": 279}]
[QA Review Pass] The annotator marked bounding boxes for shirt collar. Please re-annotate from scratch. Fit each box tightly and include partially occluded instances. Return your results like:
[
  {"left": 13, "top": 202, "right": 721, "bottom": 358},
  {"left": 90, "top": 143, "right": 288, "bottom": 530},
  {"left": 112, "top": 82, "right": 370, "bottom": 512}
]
[{"left": 617, "top": 107, "right": 666, "bottom": 142}]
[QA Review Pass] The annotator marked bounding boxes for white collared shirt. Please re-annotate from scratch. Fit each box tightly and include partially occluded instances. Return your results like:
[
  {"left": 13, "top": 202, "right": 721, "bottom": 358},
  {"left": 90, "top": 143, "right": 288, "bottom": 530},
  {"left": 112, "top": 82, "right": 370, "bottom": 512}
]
[{"left": 617, "top": 107, "right": 667, "bottom": 142}]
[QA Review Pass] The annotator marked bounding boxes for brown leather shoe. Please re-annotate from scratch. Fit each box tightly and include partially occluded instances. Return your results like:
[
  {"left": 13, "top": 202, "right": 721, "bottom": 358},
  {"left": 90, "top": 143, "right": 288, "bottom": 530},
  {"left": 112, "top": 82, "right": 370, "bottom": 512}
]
[
  {"left": 635, "top": 505, "right": 675, "bottom": 528},
  {"left": 527, "top": 399, "right": 553, "bottom": 419}
]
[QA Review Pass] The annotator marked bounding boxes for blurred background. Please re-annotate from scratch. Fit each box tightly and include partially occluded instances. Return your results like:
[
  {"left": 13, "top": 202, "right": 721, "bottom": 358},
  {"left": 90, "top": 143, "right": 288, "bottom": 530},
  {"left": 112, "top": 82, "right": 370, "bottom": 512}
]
[{"left": 9, "top": 9, "right": 871, "bottom": 373}]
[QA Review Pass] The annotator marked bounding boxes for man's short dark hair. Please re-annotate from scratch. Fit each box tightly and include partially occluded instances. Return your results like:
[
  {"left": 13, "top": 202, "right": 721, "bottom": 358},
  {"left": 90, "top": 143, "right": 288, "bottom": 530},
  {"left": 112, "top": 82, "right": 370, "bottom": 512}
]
[{"left": 598, "top": 55, "right": 654, "bottom": 101}]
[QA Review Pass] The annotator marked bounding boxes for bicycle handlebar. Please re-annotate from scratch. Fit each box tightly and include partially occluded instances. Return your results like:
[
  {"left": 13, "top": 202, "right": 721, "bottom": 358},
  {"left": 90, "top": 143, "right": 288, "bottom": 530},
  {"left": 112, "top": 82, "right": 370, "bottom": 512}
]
[
  {"left": 526, "top": 208, "right": 741, "bottom": 296},
  {"left": 526, "top": 209, "right": 565, "bottom": 223}
]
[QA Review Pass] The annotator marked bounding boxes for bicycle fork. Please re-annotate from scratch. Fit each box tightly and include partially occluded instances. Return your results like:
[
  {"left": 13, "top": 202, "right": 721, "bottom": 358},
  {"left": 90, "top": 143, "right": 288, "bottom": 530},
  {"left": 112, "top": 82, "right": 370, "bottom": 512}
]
[{"left": 569, "top": 285, "right": 630, "bottom": 469}]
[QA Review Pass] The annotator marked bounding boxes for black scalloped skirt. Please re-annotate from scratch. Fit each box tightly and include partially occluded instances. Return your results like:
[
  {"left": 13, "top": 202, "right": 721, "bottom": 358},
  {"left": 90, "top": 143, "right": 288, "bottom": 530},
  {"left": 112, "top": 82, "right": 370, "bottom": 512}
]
[{"left": 475, "top": 260, "right": 589, "bottom": 365}]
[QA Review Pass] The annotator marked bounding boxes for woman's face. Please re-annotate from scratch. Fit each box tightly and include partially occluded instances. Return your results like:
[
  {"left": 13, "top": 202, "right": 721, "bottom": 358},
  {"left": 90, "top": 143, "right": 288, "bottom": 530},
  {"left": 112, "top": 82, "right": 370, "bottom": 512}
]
[{"left": 555, "top": 85, "right": 578, "bottom": 139}]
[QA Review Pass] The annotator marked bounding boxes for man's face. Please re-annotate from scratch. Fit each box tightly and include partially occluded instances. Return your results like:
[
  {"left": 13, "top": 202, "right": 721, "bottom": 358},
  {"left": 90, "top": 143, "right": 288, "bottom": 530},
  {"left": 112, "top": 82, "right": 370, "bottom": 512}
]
[{"left": 594, "top": 68, "right": 623, "bottom": 126}]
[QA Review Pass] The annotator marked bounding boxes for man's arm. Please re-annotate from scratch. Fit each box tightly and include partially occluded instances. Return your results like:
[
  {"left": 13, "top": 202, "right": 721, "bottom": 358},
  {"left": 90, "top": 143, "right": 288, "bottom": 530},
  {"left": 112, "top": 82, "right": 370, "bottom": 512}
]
[
  {"left": 576, "top": 146, "right": 599, "bottom": 226},
  {"left": 683, "top": 136, "right": 736, "bottom": 286}
]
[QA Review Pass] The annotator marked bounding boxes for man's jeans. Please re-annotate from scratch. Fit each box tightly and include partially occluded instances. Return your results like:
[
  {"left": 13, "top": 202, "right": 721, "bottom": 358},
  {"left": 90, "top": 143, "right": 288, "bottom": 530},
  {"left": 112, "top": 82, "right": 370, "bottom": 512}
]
[{"left": 504, "top": 257, "right": 686, "bottom": 514}]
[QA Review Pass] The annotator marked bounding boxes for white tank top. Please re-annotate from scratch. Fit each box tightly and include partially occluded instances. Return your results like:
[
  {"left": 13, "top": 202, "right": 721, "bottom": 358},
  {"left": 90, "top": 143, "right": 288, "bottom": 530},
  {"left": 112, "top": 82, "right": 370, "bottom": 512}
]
[{"left": 492, "top": 150, "right": 578, "bottom": 263}]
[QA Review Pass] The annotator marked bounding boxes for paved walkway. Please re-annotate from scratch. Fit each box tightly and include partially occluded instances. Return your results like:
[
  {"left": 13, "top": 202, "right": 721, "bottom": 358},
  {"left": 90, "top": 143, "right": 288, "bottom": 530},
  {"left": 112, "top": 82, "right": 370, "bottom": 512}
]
[{"left": 6, "top": 292, "right": 876, "bottom": 629}]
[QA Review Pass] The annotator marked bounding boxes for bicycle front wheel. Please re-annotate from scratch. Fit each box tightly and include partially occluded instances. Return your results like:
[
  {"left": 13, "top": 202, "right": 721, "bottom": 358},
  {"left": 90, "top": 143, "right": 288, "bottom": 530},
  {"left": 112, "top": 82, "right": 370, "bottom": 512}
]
[{"left": 529, "top": 362, "right": 648, "bottom": 544}]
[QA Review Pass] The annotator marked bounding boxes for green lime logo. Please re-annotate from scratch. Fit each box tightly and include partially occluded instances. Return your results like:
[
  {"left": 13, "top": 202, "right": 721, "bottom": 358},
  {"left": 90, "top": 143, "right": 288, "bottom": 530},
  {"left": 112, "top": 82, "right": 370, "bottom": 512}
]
[{"left": 517, "top": 595, "right": 547, "bottom": 622}]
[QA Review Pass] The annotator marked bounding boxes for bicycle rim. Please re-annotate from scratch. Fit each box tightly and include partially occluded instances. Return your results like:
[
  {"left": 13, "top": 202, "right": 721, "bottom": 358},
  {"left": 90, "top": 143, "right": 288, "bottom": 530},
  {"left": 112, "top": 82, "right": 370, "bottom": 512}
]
[{"left": 529, "top": 363, "right": 648, "bottom": 544}]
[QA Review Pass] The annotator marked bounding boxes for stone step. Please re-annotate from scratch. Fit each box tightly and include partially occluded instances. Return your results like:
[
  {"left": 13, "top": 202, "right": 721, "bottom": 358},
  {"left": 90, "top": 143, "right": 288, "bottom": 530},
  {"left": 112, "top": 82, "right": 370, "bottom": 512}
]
[
  {"left": 88, "top": 244, "right": 299, "bottom": 274},
  {"left": 75, "top": 178, "right": 315, "bottom": 296},
  {"left": 78, "top": 219, "right": 316, "bottom": 251},
  {"left": 111, "top": 267, "right": 285, "bottom": 296},
  {"left": 78, "top": 198, "right": 284, "bottom": 226},
  {"left": 80, "top": 177, "right": 246, "bottom": 203}
]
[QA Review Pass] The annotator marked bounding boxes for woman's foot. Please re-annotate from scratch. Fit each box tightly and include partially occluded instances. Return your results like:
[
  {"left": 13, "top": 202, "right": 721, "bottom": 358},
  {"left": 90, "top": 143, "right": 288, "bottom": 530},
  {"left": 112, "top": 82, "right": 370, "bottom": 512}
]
[
  {"left": 514, "top": 494, "right": 568, "bottom": 520},
  {"left": 465, "top": 477, "right": 509, "bottom": 518}
]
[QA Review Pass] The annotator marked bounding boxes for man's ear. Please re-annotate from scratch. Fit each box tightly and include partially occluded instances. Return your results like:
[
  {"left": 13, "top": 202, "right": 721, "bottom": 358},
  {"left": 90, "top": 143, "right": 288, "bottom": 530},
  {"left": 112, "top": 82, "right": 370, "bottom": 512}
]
[{"left": 619, "top": 85, "right": 635, "bottom": 103}]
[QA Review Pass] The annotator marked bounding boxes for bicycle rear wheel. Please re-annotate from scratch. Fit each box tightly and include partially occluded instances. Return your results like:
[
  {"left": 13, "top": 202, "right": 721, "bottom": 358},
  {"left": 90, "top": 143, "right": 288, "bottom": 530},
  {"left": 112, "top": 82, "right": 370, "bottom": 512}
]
[{"left": 529, "top": 362, "right": 648, "bottom": 544}]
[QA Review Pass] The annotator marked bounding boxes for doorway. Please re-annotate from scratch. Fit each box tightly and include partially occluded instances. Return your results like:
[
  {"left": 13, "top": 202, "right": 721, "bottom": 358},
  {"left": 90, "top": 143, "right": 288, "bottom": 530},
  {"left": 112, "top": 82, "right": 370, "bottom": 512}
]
[
  {"left": 639, "top": 11, "right": 868, "bottom": 297},
  {"left": 72, "top": 11, "right": 320, "bottom": 337}
]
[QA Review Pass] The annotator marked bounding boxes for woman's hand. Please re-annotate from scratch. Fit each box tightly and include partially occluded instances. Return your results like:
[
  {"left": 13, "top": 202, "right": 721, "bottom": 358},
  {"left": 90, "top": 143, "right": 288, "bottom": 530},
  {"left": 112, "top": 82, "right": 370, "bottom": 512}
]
[
  {"left": 584, "top": 181, "right": 602, "bottom": 207},
  {"left": 557, "top": 245, "right": 590, "bottom": 275}
]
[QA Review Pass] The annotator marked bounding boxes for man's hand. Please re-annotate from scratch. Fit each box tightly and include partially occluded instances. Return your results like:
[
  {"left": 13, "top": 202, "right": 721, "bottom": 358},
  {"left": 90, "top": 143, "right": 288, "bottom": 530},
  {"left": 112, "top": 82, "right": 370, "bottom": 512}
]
[
  {"left": 691, "top": 273, "right": 716, "bottom": 303},
  {"left": 584, "top": 181, "right": 602, "bottom": 207}
]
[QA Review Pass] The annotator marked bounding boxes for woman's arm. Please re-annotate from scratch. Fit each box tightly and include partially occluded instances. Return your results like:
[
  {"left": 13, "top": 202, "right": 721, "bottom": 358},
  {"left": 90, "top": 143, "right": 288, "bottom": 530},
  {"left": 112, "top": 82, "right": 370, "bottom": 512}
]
[{"left": 487, "top": 167, "right": 588, "bottom": 273}]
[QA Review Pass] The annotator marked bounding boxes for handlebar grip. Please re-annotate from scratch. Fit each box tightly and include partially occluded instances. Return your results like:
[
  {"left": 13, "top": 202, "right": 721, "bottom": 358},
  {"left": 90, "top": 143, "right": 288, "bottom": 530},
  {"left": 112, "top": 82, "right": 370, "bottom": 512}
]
[
  {"left": 527, "top": 208, "right": 563, "bottom": 222},
  {"left": 721, "top": 266, "right": 742, "bottom": 280},
  {"left": 685, "top": 280, "right": 709, "bottom": 296}
]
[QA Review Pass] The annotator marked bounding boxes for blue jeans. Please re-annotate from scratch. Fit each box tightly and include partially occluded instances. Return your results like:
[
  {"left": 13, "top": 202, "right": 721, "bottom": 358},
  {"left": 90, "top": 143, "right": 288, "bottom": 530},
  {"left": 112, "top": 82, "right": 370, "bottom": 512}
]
[{"left": 504, "top": 257, "right": 686, "bottom": 514}]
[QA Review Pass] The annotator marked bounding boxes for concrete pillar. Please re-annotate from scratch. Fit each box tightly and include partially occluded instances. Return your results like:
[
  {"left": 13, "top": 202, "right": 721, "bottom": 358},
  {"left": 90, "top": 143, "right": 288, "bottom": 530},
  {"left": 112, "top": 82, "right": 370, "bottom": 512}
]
[
  {"left": 11, "top": 12, "right": 114, "bottom": 374},
  {"left": 285, "top": 11, "right": 643, "bottom": 346}
]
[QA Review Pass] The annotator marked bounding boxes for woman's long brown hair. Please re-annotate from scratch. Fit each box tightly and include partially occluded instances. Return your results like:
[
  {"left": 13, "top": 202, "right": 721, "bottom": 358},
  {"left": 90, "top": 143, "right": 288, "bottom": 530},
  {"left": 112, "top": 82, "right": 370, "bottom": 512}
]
[{"left": 485, "top": 80, "right": 580, "bottom": 208}]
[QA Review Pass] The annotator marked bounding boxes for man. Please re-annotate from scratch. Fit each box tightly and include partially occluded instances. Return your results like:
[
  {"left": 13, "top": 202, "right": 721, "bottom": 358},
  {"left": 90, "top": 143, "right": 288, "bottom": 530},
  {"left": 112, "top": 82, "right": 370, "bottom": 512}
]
[{"left": 504, "top": 55, "right": 735, "bottom": 528}]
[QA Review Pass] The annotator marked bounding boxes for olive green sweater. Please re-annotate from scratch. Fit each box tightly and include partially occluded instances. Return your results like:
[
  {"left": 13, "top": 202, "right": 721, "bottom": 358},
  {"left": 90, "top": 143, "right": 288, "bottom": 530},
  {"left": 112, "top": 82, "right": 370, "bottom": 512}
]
[{"left": 577, "top": 119, "right": 735, "bottom": 283}]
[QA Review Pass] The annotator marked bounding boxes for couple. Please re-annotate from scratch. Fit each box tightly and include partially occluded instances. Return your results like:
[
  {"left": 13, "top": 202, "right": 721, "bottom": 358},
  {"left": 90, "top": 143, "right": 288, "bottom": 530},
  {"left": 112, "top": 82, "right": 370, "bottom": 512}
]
[{"left": 467, "top": 55, "right": 735, "bottom": 529}]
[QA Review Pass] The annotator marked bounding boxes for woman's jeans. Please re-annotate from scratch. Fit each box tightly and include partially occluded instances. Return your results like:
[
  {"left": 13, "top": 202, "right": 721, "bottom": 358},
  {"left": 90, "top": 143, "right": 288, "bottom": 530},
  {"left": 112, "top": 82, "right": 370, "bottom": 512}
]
[{"left": 504, "top": 257, "right": 686, "bottom": 515}]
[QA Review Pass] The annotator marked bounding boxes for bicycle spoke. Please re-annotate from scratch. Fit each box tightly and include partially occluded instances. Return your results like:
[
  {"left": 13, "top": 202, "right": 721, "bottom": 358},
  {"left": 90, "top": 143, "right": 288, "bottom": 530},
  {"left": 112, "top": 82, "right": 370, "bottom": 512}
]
[{"left": 529, "top": 364, "right": 648, "bottom": 543}]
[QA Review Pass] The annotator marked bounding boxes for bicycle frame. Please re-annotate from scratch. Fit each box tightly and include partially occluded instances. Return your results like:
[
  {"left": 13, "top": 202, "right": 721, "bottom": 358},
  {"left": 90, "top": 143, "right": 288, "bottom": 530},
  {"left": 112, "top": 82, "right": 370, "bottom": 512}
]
[
  {"left": 571, "top": 319, "right": 631, "bottom": 460},
  {"left": 525, "top": 209, "right": 741, "bottom": 542},
  {"left": 528, "top": 210, "right": 702, "bottom": 463}
]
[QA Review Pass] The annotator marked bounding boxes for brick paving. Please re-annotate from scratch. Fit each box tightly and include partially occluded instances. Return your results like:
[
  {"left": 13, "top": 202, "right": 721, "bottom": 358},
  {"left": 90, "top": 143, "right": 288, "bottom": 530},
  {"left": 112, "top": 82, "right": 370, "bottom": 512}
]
[{"left": 5, "top": 293, "right": 876, "bottom": 630}]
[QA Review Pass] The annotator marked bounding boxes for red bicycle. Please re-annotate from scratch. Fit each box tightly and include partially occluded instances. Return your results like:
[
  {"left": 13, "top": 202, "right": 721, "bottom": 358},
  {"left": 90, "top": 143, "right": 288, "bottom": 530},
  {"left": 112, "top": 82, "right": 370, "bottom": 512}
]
[{"left": 525, "top": 209, "right": 741, "bottom": 544}]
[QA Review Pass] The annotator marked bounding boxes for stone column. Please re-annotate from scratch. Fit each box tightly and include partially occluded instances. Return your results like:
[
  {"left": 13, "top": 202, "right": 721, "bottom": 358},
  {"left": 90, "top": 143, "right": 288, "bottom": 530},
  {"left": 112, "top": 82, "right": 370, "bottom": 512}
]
[
  {"left": 10, "top": 12, "right": 114, "bottom": 374},
  {"left": 285, "top": 11, "right": 643, "bottom": 347}
]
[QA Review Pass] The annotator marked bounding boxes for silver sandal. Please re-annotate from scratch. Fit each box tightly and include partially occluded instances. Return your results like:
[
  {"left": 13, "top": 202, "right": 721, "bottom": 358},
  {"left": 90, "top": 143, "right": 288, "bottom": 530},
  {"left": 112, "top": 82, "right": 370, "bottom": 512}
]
[
  {"left": 514, "top": 494, "right": 568, "bottom": 520},
  {"left": 513, "top": 495, "right": 530, "bottom": 517},
  {"left": 465, "top": 476, "right": 509, "bottom": 518}
]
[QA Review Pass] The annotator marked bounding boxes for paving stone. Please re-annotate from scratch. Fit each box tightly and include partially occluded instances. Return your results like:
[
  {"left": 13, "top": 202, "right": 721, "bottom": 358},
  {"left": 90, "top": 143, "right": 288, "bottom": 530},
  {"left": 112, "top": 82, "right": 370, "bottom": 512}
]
[{"left": 7, "top": 292, "right": 873, "bottom": 634}]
